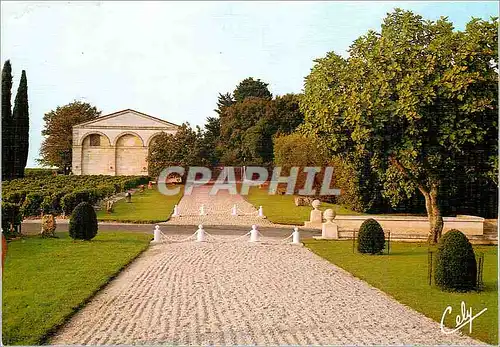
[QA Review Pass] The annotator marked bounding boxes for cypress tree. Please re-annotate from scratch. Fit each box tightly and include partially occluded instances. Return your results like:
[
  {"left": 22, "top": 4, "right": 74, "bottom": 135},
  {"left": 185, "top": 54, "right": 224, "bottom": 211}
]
[
  {"left": 12, "top": 70, "right": 29, "bottom": 178},
  {"left": 2, "top": 60, "right": 13, "bottom": 180}
]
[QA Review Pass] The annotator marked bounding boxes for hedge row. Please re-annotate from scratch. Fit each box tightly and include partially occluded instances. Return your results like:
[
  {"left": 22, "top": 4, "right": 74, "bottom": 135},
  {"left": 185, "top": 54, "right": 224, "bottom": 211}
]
[
  {"left": 2, "top": 175, "right": 149, "bottom": 217},
  {"left": 24, "top": 168, "right": 59, "bottom": 178}
]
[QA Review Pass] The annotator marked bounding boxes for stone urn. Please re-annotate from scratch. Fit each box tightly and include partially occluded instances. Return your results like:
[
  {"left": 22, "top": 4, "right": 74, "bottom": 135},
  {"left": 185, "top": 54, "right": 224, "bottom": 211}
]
[
  {"left": 323, "top": 208, "right": 336, "bottom": 222},
  {"left": 304, "top": 199, "right": 323, "bottom": 228},
  {"left": 312, "top": 199, "right": 321, "bottom": 210},
  {"left": 322, "top": 208, "right": 338, "bottom": 239}
]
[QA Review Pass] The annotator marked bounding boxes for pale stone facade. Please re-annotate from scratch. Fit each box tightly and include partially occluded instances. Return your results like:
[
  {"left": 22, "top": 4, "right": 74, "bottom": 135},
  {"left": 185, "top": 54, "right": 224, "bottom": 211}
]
[{"left": 72, "top": 109, "right": 178, "bottom": 176}]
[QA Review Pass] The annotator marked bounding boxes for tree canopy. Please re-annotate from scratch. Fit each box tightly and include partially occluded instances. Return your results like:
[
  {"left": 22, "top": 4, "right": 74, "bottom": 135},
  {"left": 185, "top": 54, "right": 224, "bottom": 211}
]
[
  {"left": 300, "top": 9, "right": 498, "bottom": 243},
  {"left": 12, "top": 70, "right": 29, "bottom": 179},
  {"left": 233, "top": 77, "right": 272, "bottom": 102},
  {"left": 2, "top": 62, "right": 29, "bottom": 180},
  {"left": 147, "top": 123, "right": 209, "bottom": 178},
  {"left": 218, "top": 93, "right": 304, "bottom": 166},
  {"left": 2, "top": 60, "right": 13, "bottom": 180},
  {"left": 38, "top": 101, "right": 101, "bottom": 174}
]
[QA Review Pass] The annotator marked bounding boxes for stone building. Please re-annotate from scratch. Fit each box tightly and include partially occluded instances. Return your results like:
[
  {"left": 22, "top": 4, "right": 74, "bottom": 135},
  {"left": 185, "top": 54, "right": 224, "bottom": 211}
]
[{"left": 72, "top": 109, "right": 179, "bottom": 176}]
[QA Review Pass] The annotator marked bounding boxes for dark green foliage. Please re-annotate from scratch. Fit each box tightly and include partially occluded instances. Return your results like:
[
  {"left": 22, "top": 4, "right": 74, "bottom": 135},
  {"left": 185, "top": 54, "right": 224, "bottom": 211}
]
[
  {"left": 219, "top": 92, "right": 304, "bottom": 166},
  {"left": 24, "top": 168, "right": 58, "bottom": 177},
  {"left": 214, "top": 92, "right": 234, "bottom": 115},
  {"left": 435, "top": 230, "right": 477, "bottom": 291},
  {"left": 2, "top": 60, "right": 13, "bottom": 180},
  {"left": 21, "top": 192, "right": 44, "bottom": 217},
  {"left": 69, "top": 202, "right": 98, "bottom": 240},
  {"left": 3, "top": 175, "right": 149, "bottom": 217},
  {"left": 147, "top": 123, "right": 209, "bottom": 177},
  {"left": 1, "top": 202, "right": 23, "bottom": 235},
  {"left": 12, "top": 70, "right": 29, "bottom": 179},
  {"left": 300, "top": 10, "right": 498, "bottom": 242},
  {"left": 357, "top": 218, "right": 385, "bottom": 254},
  {"left": 233, "top": 77, "right": 272, "bottom": 102}
]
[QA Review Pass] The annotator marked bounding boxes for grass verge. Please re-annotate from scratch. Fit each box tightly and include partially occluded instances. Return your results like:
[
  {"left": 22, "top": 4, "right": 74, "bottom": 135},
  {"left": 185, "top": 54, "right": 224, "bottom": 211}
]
[
  {"left": 304, "top": 239, "right": 498, "bottom": 344},
  {"left": 96, "top": 185, "right": 183, "bottom": 223},
  {"left": 2, "top": 232, "right": 151, "bottom": 345},
  {"left": 245, "top": 186, "right": 361, "bottom": 224}
]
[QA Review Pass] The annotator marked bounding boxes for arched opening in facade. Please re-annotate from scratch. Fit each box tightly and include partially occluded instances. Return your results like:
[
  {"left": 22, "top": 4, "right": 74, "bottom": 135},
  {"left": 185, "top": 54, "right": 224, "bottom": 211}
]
[
  {"left": 115, "top": 133, "right": 146, "bottom": 176},
  {"left": 81, "top": 133, "right": 112, "bottom": 175}
]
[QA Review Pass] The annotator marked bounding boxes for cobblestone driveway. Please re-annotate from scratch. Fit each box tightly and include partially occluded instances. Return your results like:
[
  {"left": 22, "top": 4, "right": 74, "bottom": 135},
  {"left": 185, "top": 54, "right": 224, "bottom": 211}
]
[
  {"left": 51, "top": 237, "right": 482, "bottom": 345},
  {"left": 164, "top": 185, "right": 275, "bottom": 226}
]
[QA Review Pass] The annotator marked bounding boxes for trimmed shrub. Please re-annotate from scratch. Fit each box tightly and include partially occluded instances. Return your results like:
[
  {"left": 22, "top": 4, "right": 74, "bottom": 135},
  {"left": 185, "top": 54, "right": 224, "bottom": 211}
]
[
  {"left": 24, "top": 168, "right": 57, "bottom": 177},
  {"left": 1, "top": 202, "right": 23, "bottom": 235},
  {"left": 69, "top": 202, "right": 98, "bottom": 240},
  {"left": 21, "top": 193, "right": 44, "bottom": 217},
  {"left": 434, "top": 230, "right": 477, "bottom": 291},
  {"left": 357, "top": 218, "right": 385, "bottom": 254},
  {"left": 3, "top": 190, "right": 28, "bottom": 204}
]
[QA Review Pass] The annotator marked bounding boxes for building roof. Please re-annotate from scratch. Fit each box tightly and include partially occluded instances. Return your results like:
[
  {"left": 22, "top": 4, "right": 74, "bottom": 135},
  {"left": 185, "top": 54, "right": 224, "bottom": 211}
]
[{"left": 74, "top": 108, "right": 180, "bottom": 128}]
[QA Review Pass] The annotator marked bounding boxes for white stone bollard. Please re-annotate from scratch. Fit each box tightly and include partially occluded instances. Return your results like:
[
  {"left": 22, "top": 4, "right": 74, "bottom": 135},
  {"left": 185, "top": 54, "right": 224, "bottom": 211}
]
[
  {"left": 152, "top": 225, "right": 161, "bottom": 243},
  {"left": 291, "top": 226, "right": 300, "bottom": 245},
  {"left": 231, "top": 204, "right": 238, "bottom": 216},
  {"left": 249, "top": 225, "right": 259, "bottom": 242},
  {"left": 258, "top": 206, "right": 265, "bottom": 218},
  {"left": 200, "top": 204, "right": 206, "bottom": 216},
  {"left": 196, "top": 224, "right": 206, "bottom": 242},
  {"left": 172, "top": 204, "right": 180, "bottom": 217}
]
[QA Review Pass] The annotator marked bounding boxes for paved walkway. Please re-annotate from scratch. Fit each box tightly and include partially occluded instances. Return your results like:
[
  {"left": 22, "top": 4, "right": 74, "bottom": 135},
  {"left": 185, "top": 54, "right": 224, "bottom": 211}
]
[
  {"left": 164, "top": 185, "right": 275, "bottom": 227},
  {"left": 51, "top": 237, "right": 481, "bottom": 345}
]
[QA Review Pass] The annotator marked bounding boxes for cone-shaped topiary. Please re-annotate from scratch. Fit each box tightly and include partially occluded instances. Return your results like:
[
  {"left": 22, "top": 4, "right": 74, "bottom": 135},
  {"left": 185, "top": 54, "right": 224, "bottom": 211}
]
[
  {"left": 357, "top": 218, "right": 385, "bottom": 254},
  {"left": 434, "top": 229, "right": 477, "bottom": 291},
  {"left": 69, "top": 201, "right": 98, "bottom": 240}
]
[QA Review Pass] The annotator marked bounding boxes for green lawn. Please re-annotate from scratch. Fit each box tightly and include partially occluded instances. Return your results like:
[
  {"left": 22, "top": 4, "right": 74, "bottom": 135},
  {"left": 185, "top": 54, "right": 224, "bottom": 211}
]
[
  {"left": 2, "top": 232, "right": 152, "bottom": 345},
  {"left": 305, "top": 240, "right": 498, "bottom": 344},
  {"left": 245, "top": 186, "right": 361, "bottom": 224},
  {"left": 96, "top": 185, "right": 183, "bottom": 223}
]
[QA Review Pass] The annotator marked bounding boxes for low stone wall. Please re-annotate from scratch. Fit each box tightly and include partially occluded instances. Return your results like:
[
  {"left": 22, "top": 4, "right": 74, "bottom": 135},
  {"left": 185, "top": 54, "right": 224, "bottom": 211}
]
[{"left": 307, "top": 214, "right": 484, "bottom": 236}]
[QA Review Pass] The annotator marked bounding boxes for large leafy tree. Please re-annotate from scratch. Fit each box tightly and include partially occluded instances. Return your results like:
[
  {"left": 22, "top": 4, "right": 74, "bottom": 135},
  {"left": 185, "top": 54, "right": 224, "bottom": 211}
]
[
  {"left": 12, "top": 70, "right": 29, "bottom": 178},
  {"left": 219, "top": 97, "right": 273, "bottom": 165},
  {"left": 301, "top": 10, "right": 498, "bottom": 243},
  {"left": 147, "top": 123, "right": 209, "bottom": 178},
  {"left": 218, "top": 87, "right": 304, "bottom": 166},
  {"left": 38, "top": 101, "right": 101, "bottom": 174},
  {"left": 2, "top": 60, "right": 13, "bottom": 180},
  {"left": 233, "top": 77, "right": 272, "bottom": 102}
]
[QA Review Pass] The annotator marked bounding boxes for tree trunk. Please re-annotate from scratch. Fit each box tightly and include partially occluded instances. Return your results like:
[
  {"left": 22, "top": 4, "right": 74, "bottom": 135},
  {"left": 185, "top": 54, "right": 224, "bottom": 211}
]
[
  {"left": 420, "top": 185, "right": 443, "bottom": 244},
  {"left": 389, "top": 157, "right": 444, "bottom": 244}
]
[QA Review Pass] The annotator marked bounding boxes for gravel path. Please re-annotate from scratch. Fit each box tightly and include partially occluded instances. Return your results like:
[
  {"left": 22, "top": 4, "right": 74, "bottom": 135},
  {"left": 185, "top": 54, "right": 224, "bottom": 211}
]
[
  {"left": 51, "top": 235, "right": 481, "bottom": 345},
  {"left": 165, "top": 185, "right": 275, "bottom": 227}
]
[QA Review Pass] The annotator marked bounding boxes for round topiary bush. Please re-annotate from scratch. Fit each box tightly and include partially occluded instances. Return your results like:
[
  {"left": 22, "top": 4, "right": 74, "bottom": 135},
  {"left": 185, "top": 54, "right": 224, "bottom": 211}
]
[
  {"left": 69, "top": 202, "right": 98, "bottom": 240},
  {"left": 434, "top": 229, "right": 477, "bottom": 291},
  {"left": 357, "top": 218, "right": 385, "bottom": 254}
]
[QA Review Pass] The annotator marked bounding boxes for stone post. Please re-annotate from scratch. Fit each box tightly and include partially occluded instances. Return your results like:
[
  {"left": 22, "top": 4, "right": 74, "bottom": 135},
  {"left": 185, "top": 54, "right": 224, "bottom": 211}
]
[
  {"left": 196, "top": 224, "right": 206, "bottom": 242},
  {"left": 258, "top": 206, "right": 265, "bottom": 218},
  {"left": 152, "top": 225, "right": 161, "bottom": 243},
  {"left": 321, "top": 209, "right": 338, "bottom": 239},
  {"left": 172, "top": 204, "right": 180, "bottom": 217},
  {"left": 291, "top": 226, "right": 300, "bottom": 245},
  {"left": 249, "top": 225, "right": 259, "bottom": 242}
]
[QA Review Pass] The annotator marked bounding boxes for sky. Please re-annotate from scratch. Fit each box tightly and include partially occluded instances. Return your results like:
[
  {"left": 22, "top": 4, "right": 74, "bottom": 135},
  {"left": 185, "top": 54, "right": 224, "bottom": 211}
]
[{"left": 1, "top": 1, "right": 498, "bottom": 168}]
